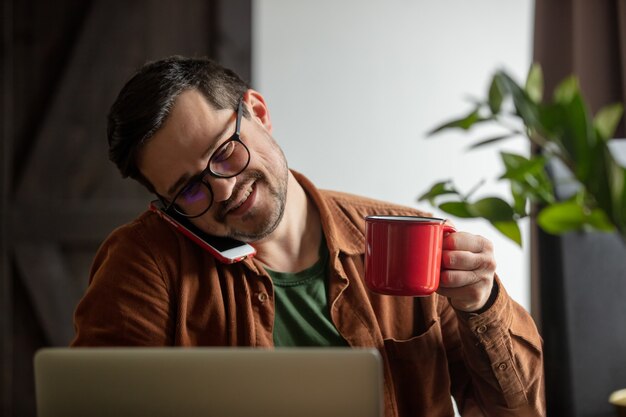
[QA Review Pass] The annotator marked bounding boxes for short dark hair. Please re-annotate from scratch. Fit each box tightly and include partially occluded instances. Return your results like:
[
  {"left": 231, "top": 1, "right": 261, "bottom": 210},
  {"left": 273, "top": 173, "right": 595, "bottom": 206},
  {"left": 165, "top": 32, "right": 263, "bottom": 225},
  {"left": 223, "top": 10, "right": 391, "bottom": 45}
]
[{"left": 107, "top": 55, "right": 250, "bottom": 192}]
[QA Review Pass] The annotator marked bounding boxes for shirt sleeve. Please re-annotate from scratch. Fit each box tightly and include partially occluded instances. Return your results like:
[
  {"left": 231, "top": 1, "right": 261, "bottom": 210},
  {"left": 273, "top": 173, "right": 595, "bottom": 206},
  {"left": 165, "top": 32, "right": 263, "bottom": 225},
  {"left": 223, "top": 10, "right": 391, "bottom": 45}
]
[
  {"left": 439, "top": 276, "right": 546, "bottom": 416},
  {"left": 71, "top": 222, "right": 175, "bottom": 346}
]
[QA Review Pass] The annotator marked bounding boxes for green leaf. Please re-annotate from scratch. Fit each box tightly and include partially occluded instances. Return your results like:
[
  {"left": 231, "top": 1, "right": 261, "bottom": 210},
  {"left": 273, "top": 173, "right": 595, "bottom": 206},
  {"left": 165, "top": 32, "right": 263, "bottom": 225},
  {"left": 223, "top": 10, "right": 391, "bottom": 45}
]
[
  {"left": 417, "top": 180, "right": 459, "bottom": 204},
  {"left": 488, "top": 76, "right": 503, "bottom": 114},
  {"left": 536, "top": 201, "right": 586, "bottom": 234},
  {"left": 500, "top": 152, "right": 540, "bottom": 176},
  {"left": 494, "top": 72, "right": 540, "bottom": 129},
  {"left": 491, "top": 221, "right": 522, "bottom": 246},
  {"left": 467, "top": 134, "right": 514, "bottom": 150},
  {"left": 468, "top": 197, "right": 515, "bottom": 222},
  {"left": 617, "top": 166, "right": 626, "bottom": 229},
  {"left": 438, "top": 201, "right": 476, "bottom": 218},
  {"left": 606, "top": 158, "right": 626, "bottom": 229},
  {"left": 510, "top": 182, "right": 528, "bottom": 216},
  {"left": 543, "top": 92, "right": 596, "bottom": 182},
  {"left": 525, "top": 63, "right": 543, "bottom": 104},
  {"left": 499, "top": 153, "right": 546, "bottom": 182},
  {"left": 428, "top": 109, "right": 485, "bottom": 135},
  {"left": 536, "top": 103, "right": 568, "bottom": 150},
  {"left": 583, "top": 143, "right": 619, "bottom": 221},
  {"left": 553, "top": 76, "right": 579, "bottom": 104},
  {"left": 499, "top": 152, "right": 555, "bottom": 204},
  {"left": 594, "top": 103, "right": 624, "bottom": 141},
  {"left": 538, "top": 199, "right": 617, "bottom": 235},
  {"left": 586, "top": 208, "right": 616, "bottom": 232}
]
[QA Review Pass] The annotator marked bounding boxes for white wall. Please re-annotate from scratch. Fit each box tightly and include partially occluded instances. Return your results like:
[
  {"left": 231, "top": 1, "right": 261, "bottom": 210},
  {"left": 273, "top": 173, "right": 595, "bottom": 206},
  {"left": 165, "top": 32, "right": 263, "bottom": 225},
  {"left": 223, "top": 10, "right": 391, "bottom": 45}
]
[{"left": 253, "top": 0, "right": 535, "bottom": 310}]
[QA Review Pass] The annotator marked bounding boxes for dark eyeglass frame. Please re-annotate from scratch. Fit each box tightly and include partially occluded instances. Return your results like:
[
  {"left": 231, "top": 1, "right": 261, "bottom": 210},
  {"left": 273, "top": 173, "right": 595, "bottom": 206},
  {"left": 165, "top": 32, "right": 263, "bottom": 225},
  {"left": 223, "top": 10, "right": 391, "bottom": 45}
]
[{"left": 158, "top": 98, "right": 250, "bottom": 218}]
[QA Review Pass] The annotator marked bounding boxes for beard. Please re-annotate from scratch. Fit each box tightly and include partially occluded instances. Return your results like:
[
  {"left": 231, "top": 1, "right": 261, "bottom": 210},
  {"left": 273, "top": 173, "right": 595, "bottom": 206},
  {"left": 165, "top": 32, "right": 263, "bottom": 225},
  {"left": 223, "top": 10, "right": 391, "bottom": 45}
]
[{"left": 214, "top": 152, "right": 289, "bottom": 242}]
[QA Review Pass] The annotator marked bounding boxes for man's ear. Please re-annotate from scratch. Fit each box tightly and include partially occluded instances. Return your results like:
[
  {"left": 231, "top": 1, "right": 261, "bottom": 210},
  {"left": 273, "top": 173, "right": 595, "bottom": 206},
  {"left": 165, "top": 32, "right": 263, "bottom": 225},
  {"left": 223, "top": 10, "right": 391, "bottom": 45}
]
[{"left": 243, "top": 89, "right": 272, "bottom": 133}]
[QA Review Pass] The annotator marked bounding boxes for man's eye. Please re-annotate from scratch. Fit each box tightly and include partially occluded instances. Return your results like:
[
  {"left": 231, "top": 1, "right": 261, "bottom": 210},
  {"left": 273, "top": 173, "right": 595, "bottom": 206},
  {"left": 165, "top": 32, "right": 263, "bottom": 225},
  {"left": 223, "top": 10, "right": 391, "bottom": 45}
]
[
  {"left": 212, "top": 141, "right": 236, "bottom": 163},
  {"left": 179, "top": 182, "right": 204, "bottom": 202}
]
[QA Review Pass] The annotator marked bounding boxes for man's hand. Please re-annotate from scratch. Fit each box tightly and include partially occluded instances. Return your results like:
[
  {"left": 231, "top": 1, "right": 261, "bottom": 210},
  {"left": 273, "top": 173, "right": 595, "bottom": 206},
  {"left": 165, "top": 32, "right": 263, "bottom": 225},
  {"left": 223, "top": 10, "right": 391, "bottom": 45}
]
[{"left": 437, "top": 230, "right": 497, "bottom": 312}]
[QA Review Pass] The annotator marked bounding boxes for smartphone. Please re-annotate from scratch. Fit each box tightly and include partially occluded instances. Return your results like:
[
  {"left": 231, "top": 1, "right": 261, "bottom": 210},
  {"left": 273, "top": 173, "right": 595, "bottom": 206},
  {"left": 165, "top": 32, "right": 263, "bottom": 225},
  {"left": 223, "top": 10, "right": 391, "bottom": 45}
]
[{"left": 149, "top": 199, "right": 256, "bottom": 264}]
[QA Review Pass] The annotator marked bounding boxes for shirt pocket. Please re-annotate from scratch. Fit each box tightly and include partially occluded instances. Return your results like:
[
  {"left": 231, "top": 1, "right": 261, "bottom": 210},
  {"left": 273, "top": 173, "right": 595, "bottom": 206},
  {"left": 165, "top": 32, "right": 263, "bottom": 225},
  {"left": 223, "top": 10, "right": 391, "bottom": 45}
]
[{"left": 383, "top": 319, "right": 455, "bottom": 417}]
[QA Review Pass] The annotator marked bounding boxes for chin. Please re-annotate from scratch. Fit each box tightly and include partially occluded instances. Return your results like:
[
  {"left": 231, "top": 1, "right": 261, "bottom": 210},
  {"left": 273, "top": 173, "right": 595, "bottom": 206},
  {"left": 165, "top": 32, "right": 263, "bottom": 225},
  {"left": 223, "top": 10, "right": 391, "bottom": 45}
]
[
  {"left": 228, "top": 215, "right": 282, "bottom": 242},
  {"left": 228, "top": 200, "right": 285, "bottom": 242}
]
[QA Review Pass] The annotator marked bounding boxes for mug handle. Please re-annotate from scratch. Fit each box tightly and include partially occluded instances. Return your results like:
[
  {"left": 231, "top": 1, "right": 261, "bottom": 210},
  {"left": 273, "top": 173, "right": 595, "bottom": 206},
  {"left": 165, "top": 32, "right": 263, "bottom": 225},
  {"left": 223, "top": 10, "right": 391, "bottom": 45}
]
[{"left": 443, "top": 224, "right": 456, "bottom": 235}]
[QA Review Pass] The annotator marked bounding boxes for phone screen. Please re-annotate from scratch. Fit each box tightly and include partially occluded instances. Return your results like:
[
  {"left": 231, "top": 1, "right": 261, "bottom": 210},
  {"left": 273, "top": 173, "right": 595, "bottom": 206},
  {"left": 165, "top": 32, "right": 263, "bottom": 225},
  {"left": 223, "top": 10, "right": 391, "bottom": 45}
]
[
  {"left": 148, "top": 199, "right": 256, "bottom": 263},
  {"left": 175, "top": 218, "right": 246, "bottom": 252}
]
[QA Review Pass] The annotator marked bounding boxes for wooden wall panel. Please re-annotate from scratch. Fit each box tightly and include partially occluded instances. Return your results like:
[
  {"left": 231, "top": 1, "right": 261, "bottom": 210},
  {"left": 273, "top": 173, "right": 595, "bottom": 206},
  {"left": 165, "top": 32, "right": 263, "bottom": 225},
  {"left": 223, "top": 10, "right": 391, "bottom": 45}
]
[
  {"left": 1, "top": 0, "right": 16, "bottom": 415},
  {"left": 16, "top": 0, "right": 213, "bottom": 202},
  {"left": 2, "top": 0, "right": 252, "bottom": 416},
  {"left": 10, "top": 0, "right": 91, "bottom": 188}
]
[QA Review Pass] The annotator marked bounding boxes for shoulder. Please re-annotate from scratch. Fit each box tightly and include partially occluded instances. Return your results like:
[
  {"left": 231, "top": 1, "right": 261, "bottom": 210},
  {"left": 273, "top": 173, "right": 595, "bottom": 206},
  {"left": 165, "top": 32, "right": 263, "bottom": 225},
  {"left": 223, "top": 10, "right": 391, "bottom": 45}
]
[
  {"left": 320, "top": 189, "right": 433, "bottom": 219},
  {"left": 91, "top": 210, "right": 207, "bottom": 285},
  {"left": 293, "top": 169, "right": 432, "bottom": 220},
  {"left": 99, "top": 210, "right": 179, "bottom": 255},
  {"left": 317, "top": 189, "right": 435, "bottom": 253}
]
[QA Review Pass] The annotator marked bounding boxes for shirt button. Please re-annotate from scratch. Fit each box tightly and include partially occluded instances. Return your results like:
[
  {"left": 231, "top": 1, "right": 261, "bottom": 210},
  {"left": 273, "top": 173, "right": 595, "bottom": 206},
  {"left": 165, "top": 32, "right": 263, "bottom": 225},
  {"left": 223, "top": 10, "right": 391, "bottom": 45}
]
[
  {"left": 476, "top": 325, "right": 488, "bottom": 334},
  {"left": 498, "top": 362, "right": 508, "bottom": 371},
  {"left": 257, "top": 292, "right": 268, "bottom": 303}
]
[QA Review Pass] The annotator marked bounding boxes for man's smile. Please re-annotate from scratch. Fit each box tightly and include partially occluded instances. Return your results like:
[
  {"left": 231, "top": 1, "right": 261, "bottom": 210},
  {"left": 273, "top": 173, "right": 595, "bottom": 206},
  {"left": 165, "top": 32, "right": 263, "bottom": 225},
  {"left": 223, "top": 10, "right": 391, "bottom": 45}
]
[{"left": 222, "top": 180, "right": 257, "bottom": 217}]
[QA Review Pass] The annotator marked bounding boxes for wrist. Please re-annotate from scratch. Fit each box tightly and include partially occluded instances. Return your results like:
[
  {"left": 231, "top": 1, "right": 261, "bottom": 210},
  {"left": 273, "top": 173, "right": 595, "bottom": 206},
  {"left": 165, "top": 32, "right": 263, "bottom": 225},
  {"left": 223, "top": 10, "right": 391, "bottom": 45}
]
[{"left": 452, "top": 279, "right": 499, "bottom": 314}]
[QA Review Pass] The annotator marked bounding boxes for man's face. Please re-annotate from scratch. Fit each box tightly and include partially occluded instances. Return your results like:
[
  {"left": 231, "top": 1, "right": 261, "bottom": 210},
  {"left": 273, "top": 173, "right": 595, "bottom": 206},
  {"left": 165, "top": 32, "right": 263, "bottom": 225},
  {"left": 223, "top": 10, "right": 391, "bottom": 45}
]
[{"left": 137, "top": 89, "right": 289, "bottom": 242}]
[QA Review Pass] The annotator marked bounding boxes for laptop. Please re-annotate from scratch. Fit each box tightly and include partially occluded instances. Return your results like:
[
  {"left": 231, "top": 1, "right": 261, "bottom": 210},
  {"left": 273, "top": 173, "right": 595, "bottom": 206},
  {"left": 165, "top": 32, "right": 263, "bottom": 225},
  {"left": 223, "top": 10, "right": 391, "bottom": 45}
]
[{"left": 34, "top": 347, "right": 383, "bottom": 417}]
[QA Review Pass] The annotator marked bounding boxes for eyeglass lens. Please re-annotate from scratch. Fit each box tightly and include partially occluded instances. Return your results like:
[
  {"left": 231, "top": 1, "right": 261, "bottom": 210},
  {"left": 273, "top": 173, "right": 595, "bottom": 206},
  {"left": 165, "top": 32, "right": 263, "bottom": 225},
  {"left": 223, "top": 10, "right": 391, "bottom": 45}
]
[
  {"left": 176, "top": 182, "right": 214, "bottom": 217},
  {"left": 209, "top": 140, "right": 249, "bottom": 177}
]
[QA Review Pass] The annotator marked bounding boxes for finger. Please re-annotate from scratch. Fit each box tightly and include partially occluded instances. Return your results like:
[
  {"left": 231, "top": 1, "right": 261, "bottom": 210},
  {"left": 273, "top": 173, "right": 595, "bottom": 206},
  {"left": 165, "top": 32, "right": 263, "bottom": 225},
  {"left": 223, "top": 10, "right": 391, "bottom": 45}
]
[
  {"left": 443, "top": 232, "right": 493, "bottom": 254},
  {"left": 441, "top": 250, "right": 496, "bottom": 272},
  {"left": 439, "top": 269, "right": 483, "bottom": 289}
]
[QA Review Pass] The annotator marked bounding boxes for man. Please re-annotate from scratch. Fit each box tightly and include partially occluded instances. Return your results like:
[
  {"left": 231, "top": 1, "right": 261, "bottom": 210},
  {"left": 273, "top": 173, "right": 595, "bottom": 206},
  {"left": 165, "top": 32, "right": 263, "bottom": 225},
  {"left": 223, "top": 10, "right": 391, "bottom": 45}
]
[{"left": 72, "top": 56, "right": 545, "bottom": 416}]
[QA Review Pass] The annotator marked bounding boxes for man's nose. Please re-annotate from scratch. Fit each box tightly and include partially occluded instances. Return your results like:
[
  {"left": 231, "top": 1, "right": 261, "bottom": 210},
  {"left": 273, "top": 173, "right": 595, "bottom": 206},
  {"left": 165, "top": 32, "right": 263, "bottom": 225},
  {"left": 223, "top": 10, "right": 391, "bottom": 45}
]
[{"left": 208, "top": 175, "right": 237, "bottom": 203}]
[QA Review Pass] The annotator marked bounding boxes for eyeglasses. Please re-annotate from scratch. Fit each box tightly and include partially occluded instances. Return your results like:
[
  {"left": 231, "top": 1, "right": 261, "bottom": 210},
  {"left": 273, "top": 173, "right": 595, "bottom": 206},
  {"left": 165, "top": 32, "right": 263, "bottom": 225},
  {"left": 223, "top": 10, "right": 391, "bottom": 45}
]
[{"left": 160, "top": 99, "right": 251, "bottom": 218}]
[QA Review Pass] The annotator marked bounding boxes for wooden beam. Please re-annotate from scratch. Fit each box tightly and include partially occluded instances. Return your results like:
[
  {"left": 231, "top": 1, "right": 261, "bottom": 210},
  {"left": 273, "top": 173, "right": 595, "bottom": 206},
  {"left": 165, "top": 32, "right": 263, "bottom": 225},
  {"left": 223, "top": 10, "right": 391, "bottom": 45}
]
[
  {"left": 14, "top": 244, "right": 83, "bottom": 346},
  {"left": 1, "top": 0, "right": 14, "bottom": 413}
]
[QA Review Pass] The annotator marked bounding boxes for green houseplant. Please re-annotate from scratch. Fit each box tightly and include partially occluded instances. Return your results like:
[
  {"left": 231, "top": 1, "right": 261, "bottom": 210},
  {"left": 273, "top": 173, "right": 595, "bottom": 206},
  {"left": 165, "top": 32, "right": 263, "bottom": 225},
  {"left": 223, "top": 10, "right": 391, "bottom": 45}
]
[{"left": 419, "top": 64, "right": 626, "bottom": 246}]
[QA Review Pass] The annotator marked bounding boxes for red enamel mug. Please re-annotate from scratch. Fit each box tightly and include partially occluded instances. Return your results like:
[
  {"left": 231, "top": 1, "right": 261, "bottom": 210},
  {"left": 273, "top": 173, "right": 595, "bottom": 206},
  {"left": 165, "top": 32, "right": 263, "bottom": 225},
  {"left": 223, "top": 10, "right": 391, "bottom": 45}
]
[{"left": 364, "top": 215, "right": 456, "bottom": 296}]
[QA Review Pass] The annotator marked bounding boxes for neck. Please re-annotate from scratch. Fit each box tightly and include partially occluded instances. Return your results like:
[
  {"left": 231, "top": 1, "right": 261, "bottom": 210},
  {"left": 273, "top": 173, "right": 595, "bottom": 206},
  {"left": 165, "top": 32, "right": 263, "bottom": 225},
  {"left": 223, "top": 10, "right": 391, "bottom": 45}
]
[{"left": 252, "top": 171, "right": 322, "bottom": 272}]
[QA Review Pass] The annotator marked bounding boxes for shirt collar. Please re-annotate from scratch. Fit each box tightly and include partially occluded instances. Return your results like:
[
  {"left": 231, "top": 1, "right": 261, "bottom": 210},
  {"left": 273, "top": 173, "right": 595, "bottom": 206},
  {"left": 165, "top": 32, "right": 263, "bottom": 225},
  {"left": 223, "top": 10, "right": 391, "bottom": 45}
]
[
  {"left": 290, "top": 170, "right": 364, "bottom": 257},
  {"left": 241, "top": 170, "right": 364, "bottom": 274}
]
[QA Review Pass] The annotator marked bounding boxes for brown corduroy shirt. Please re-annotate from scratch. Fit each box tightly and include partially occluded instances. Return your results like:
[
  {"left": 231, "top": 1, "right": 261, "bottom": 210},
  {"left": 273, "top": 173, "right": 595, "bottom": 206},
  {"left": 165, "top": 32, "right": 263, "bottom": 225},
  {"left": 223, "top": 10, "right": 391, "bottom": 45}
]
[{"left": 72, "top": 171, "right": 545, "bottom": 417}]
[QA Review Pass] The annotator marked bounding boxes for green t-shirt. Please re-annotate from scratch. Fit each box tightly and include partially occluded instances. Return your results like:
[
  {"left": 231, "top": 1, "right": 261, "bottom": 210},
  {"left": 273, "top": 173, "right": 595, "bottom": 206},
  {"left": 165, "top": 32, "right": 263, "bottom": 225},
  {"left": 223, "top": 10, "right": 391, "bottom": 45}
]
[{"left": 267, "top": 241, "right": 348, "bottom": 347}]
